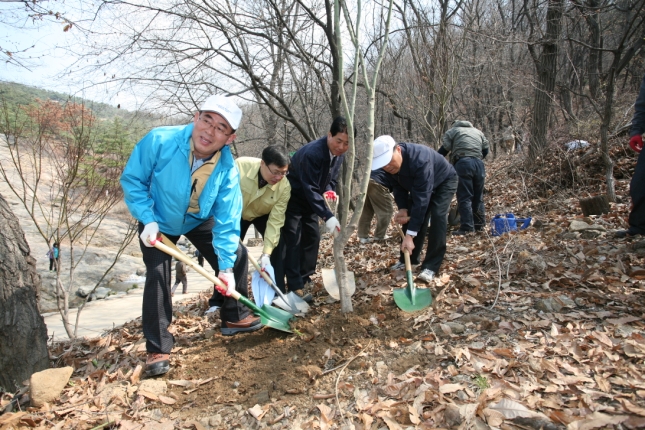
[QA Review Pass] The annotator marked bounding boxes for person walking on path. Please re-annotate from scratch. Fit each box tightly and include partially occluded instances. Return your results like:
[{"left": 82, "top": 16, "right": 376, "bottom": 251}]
[
  {"left": 276, "top": 117, "right": 349, "bottom": 302},
  {"left": 194, "top": 249, "right": 205, "bottom": 267},
  {"left": 121, "top": 94, "right": 260, "bottom": 378},
  {"left": 47, "top": 243, "right": 60, "bottom": 272},
  {"left": 438, "top": 120, "right": 489, "bottom": 235},
  {"left": 236, "top": 146, "right": 291, "bottom": 287},
  {"left": 616, "top": 73, "right": 645, "bottom": 238},
  {"left": 171, "top": 261, "right": 188, "bottom": 295},
  {"left": 371, "top": 135, "right": 458, "bottom": 284},
  {"left": 357, "top": 168, "right": 394, "bottom": 244}
]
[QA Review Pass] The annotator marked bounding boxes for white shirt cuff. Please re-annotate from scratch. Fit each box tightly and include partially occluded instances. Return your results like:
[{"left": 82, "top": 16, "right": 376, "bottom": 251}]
[{"left": 406, "top": 230, "right": 418, "bottom": 237}]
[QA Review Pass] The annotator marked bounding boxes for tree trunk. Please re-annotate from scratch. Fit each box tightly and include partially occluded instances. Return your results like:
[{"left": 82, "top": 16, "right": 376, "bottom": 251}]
[
  {"left": 529, "top": 0, "right": 563, "bottom": 159},
  {"left": 0, "top": 193, "right": 49, "bottom": 391},
  {"left": 579, "top": 195, "right": 610, "bottom": 216}
]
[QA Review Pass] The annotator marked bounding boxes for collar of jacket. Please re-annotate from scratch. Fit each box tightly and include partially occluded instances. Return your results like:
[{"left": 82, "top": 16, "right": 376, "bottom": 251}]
[{"left": 242, "top": 159, "right": 279, "bottom": 191}]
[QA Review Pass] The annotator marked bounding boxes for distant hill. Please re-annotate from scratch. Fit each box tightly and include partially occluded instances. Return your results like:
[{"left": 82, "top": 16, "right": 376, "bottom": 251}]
[{"left": 0, "top": 80, "right": 165, "bottom": 128}]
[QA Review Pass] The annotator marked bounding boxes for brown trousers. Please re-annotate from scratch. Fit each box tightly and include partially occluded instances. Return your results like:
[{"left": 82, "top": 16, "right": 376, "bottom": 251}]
[{"left": 358, "top": 179, "right": 394, "bottom": 239}]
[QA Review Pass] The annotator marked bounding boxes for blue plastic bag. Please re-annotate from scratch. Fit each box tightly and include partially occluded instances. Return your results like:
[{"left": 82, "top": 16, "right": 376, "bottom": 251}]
[{"left": 491, "top": 213, "right": 531, "bottom": 236}]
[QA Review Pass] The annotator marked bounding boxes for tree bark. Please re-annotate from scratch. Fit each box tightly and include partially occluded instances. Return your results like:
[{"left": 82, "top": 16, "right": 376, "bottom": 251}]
[
  {"left": 0, "top": 193, "right": 49, "bottom": 391},
  {"left": 528, "top": 0, "right": 563, "bottom": 159}
]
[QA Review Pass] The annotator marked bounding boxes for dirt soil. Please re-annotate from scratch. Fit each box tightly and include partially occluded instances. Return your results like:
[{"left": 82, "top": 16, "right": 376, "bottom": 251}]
[{"left": 3, "top": 146, "right": 645, "bottom": 429}]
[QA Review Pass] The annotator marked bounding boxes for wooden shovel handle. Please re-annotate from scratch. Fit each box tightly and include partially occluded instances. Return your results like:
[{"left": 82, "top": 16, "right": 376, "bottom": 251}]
[
  {"left": 395, "top": 226, "right": 413, "bottom": 271},
  {"left": 152, "top": 235, "right": 241, "bottom": 300}
]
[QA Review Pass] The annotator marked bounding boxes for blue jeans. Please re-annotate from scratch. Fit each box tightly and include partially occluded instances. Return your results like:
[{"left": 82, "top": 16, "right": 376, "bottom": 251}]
[{"left": 454, "top": 157, "right": 486, "bottom": 232}]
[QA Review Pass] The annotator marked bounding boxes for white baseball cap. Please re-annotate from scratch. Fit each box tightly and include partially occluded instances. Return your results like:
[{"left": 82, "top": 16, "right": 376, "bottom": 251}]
[
  {"left": 371, "top": 135, "right": 396, "bottom": 170},
  {"left": 200, "top": 95, "right": 243, "bottom": 130}
]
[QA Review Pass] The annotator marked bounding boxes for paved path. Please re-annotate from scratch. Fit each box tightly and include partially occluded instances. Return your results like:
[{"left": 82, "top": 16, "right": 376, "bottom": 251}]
[{"left": 44, "top": 240, "right": 265, "bottom": 340}]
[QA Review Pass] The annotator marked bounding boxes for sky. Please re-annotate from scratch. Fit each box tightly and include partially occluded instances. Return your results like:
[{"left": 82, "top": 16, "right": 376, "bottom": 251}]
[{"left": 0, "top": 1, "right": 139, "bottom": 110}]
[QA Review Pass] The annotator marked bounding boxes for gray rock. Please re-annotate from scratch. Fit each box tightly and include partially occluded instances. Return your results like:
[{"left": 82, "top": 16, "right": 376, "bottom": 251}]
[
  {"left": 581, "top": 230, "right": 602, "bottom": 239},
  {"left": 30, "top": 366, "right": 74, "bottom": 407},
  {"left": 136, "top": 267, "right": 147, "bottom": 276},
  {"left": 209, "top": 414, "right": 223, "bottom": 426},
  {"left": 77, "top": 285, "right": 95, "bottom": 297},
  {"left": 569, "top": 220, "right": 606, "bottom": 232},
  {"left": 94, "top": 287, "right": 111, "bottom": 300}
]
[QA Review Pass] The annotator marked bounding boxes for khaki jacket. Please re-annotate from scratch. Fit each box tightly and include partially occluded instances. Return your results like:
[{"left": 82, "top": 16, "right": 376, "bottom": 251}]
[{"left": 236, "top": 157, "right": 291, "bottom": 254}]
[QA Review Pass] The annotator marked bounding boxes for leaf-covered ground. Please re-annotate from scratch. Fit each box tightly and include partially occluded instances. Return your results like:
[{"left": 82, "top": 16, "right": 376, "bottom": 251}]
[{"left": 2, "top": 146, "right": 645, "bottom": 429}]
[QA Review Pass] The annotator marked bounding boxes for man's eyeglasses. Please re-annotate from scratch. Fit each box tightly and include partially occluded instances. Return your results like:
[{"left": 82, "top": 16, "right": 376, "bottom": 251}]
[
  {"left": 267, "top": 165, "right": 288, "bottom": 177},
  {"left": 199, "top": 114, "right": 233, "bottom": 136}
]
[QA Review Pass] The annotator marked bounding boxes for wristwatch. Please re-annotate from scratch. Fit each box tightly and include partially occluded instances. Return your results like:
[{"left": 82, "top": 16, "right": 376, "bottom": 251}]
[{"left": 221, "top": 268, "right": 234, "bottom": 274}]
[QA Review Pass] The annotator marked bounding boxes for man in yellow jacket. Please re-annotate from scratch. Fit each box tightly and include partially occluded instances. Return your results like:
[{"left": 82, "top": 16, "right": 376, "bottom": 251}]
[{"left": 207, "top": 145, "right": 290, "bottom": 311}]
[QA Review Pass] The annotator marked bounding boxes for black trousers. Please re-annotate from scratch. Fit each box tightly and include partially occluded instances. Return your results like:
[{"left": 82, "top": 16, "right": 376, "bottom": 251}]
[
  {"left": 629, "top": 148, "right": 645, "bottom": 234},
  {"left": 241, "top": 215, "right": 285, "bottom": 291},
  {"left": 454, "top": 157, "right": 486, "bottom": 231},
  {"left": 275, "top": 197, "right": 320, "bottom": 292},
  {"left": 398, "top": 175, "right": 458, "bottom": 273},
  {"left": 140, "top": 218, "right": 249, "bottom": 354}
]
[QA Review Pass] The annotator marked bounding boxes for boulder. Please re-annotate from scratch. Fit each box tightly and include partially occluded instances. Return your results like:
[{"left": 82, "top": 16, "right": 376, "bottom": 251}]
[
  {"left": 94, "top": 287, "right": 111, "bottom": 300},
  {"left": 30, "top": 366, "right": 74, "bottom": 407},
  {"left": 569, "top": 220, "right": 606, "bottom": 232},
  {"left": 136, "top": 267, "right": 147, "bottom": 276},
  {"left": 76, "top": 285, "right": 94, "bottom": 298}
]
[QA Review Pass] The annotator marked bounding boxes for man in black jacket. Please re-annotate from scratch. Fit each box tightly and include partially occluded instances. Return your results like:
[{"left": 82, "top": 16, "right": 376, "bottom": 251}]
[
  {"left": 277, "top": 117, "right": 349, "bottom": 301},
  {"left": 616, "top": 73, "right": 645, "bottom": 238},
  {"left": 371, "top": 135, "right": 458, "bottom": 283}
]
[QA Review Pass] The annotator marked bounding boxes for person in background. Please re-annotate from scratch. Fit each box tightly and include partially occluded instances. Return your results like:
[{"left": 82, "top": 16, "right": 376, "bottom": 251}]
[
  {"left": 438, "top": 120, "right": 489, "bottom": 235},
  {"left": 194, "top": 249, "right": 204, "bottom": 267},
  {"left": 236, "top": 146, "right": 291, "bottom": 287},
  {"left": 371, "top": 135, "right": 458, "bottom": 284},
  {"left": 277, "top": 117, "right": 349, "bottom": 302},
  {"left": 171, "top": 260, "right": 188, "bottom": 296},
  {"left": 47, "top": 242, "right": 60, "bottom": 272},
  {"left": 121, "top": 94, "right": 259, "bottom": 378},
  {"left": 357, "top": 168, "right": 394, "bottom": 244},
  {"left": 616, "top": 73, "right": 645, "bottom": 238}
]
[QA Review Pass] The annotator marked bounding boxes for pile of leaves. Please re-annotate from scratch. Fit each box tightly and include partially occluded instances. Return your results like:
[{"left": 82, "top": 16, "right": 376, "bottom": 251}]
[{"left": 2, "top": 150, "right": 645, "bottom": 429}]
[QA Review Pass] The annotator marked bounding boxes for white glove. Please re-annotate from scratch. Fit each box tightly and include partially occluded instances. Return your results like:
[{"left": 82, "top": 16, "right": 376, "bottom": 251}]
[
  {"left": 259, "top": 254, "right": 272, "bottom": 271},
  {"left": 218, "top": 271, "right": 236, "bottom": 296},
  {"left": 325, "top": 217, "right": 341, "bottom": 237},
  {"left": 140, "top": 222, "right": 159, "bottom": 247}
]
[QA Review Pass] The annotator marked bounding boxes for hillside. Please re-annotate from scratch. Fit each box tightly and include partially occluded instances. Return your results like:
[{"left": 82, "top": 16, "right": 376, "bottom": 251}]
[{"left": 1, "top": 144, "right": 645, "bottom": 429}]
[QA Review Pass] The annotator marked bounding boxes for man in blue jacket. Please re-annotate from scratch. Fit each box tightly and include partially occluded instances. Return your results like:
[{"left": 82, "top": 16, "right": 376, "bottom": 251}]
[
  {"left": 616, "top": 73, "right": 645, "bottom": 238},
  {"left": 121, "top": 95, "right": 260, "bottom": 378},
  {"left": 371, "top": 135, "right": 458, "bottom": 283},
  {"left": 276, "top": 117, "right": 349, "bottom": 301}
]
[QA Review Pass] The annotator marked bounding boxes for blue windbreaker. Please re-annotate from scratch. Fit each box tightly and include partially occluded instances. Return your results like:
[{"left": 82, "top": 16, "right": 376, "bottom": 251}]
[{"left": 120, "top": 123, "right": 242, "bottom": 270}]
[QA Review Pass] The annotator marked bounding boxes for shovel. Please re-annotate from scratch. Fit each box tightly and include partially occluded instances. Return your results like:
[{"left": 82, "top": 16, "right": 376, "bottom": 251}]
[
  {"left": 321, "top": 197, "right": 356, "bottom": 299},
  {"left": 152, "top": 235, "right": 294, "bottom": 333},
  {"left": 246, "top": 251, "right": 309, "bottom": 315},
  {"left": 393, "top": 226, "right": 432, "bottom": 312}
]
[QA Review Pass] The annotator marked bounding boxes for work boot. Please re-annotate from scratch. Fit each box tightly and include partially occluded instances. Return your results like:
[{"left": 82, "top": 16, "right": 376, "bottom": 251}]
[
  {"left": 359, "top": 237, "right": 372, "bottom": 244},
  {"left": 221, "top": 315, "right": 263, "bottom": 336},
  {"left": 614, "top": 230, "right": 642, "bottom": 238},
  {"left": 145, "top": 353, "right": 170, "bottom": 377},
  {"left": 293, "top": 289, "right": 313, "bottom": 303}
]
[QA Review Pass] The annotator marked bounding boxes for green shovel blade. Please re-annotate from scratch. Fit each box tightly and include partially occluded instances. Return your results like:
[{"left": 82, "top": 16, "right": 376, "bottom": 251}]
[
  {"left": 238, "top": 294, "right": 294, "bottom": 333},
  {"left": 393, "top": 268, "right": 432, "bottom": 312}
]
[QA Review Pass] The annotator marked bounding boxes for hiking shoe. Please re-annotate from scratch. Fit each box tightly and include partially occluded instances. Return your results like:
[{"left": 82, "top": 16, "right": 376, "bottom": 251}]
[
  {"left": 221, "top": 315, "right": 262, "bottom": 336},
  {"left": 205, "top": 305, "right": 221, "bottom": 314},
  {"left": 614, "top": 230, "right": 642, "bottom": 238},
  {"left": 390, "top": 261, "right": 405, "bottom": 271},
  {"left": 417, "top": 269, "right": 435, "bottom": 283},
  {"left": 293, "top": 289, "right": 313, "bottom": 303},
  {"left": 452, "top": 230, "right": 472, "bottom": 236},
  {"left": 359, "top": 237, "right": 372, "bottom": 244},
  {"left": 145, "top": 353, "right": 170, "bottom": 377},
  {"left": 374, "top": 235, "right": 390, "bottom": 241}
]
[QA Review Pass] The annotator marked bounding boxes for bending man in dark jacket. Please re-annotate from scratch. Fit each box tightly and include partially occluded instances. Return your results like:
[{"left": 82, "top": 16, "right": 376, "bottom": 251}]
[
  {"left": 277, "top": 117, "right": 349, "bottom": 301},
  {"left": 371, "top": 135, "right": 458, "bottom": 284},
  {"left": 616, "top": 73, "right": 645, "bottom": 237},
  {"left": 438, "top": 120, "right": 489, "bottom": 235}
]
